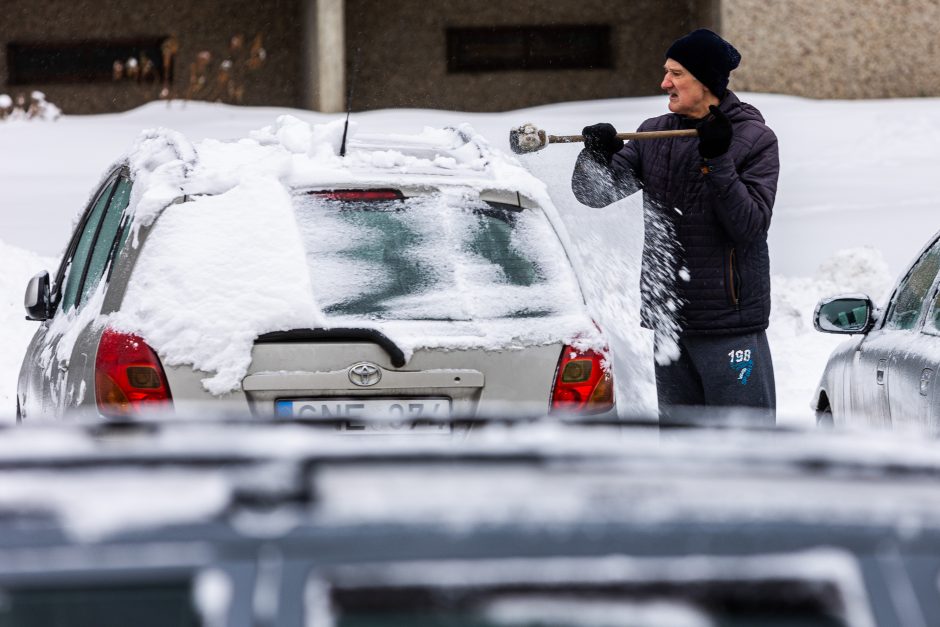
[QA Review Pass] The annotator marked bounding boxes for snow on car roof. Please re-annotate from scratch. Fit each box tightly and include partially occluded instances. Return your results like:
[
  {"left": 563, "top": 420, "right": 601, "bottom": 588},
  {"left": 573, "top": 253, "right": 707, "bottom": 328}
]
[
  {"left": 98, "top": 117, "right": 599, "bottom": 395},
  {"left": 125, "top": 118, "right": 551, "bottom": 225}
]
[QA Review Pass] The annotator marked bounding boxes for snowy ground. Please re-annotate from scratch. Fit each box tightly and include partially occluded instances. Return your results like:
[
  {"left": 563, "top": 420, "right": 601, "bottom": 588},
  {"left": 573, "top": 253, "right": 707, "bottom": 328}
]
[{"left": 0, "top": 93, "right": 933, "bottom": 424}]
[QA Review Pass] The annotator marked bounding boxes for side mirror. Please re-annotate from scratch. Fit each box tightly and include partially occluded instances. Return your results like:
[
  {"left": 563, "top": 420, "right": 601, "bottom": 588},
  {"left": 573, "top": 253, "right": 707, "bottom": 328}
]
[
  {"left": 24, "top": 271, "right": 52, "bottom": 321},
  {"left": 814, "top": 294, "right": 874, "bottom": 334}
]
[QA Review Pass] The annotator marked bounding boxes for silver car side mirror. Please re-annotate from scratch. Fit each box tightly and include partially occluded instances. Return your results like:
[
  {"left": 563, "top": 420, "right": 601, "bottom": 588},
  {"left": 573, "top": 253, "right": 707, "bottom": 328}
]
[
  {"left": 24, "top": 271, "right": 52, "bottom": 321},
  {"left": 814, "top": 293, "right": 874, "bottom": 334}
]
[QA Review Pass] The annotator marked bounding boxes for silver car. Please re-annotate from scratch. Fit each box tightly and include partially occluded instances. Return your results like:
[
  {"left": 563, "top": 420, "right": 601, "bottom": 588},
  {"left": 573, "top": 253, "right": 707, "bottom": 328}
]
[
  {"left": 17, "top": 127, "right": 614, "bottom": 422},
  {"left": 812, "top": 230, "right": 940, "bottom": 428}
]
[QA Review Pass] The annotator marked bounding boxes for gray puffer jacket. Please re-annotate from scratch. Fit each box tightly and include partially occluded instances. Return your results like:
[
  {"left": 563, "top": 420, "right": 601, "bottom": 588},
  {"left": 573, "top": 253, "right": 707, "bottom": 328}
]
[{"left": 571, "top": 91, "right": 779, "bottom": 335}]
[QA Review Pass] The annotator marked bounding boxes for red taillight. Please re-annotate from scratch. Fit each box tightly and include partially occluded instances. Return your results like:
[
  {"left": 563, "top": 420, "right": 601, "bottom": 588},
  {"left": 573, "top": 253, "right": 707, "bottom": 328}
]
[
  {"left": 95, "top": 328, "right": 172, "bottom": 417},
  {"left": 550, "top": 345, "right": 615, "bottom": 414},
  {"left": 308, "top": 189, "right": 403, "bottom": 201}
]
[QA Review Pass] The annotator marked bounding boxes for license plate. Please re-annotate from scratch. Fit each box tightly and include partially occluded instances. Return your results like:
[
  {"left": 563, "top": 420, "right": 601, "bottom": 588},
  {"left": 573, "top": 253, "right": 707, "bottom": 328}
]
[{"left": 275, "top": 398, "right": 452, "bottom": 434}]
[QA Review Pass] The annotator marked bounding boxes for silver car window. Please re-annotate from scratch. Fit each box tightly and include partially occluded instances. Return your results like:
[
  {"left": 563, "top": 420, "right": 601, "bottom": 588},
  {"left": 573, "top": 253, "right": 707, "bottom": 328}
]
[
  {"left": 292, "top": 192, "right": 579, "bottom": 321},
  {"left": 80, "top": 176, "right": 132, "bottom": 304},
  {"left": 883, "top": 238, "right": 940, "bottom": 331},
  {"left": 921, "top": 269, "right": 940, "bottom": 336},
  {"left": 59, "top": 177, "right": 119, "bottom": 312}
]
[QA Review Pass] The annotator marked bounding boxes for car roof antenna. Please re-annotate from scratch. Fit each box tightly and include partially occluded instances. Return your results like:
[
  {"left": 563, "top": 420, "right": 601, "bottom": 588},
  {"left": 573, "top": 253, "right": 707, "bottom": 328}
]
[
  {"left": 339, "top": 112, "right": 350, "bottom": 158},
  {"left": 339, "top": 45, "right": 361, "bottom": 158}
]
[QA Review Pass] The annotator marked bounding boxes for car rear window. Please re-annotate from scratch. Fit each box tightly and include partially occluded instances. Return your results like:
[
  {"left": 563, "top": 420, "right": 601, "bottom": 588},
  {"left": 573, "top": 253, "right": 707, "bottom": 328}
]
[{"left": 291, "top": 191, "right": 582, "bottom": 321}]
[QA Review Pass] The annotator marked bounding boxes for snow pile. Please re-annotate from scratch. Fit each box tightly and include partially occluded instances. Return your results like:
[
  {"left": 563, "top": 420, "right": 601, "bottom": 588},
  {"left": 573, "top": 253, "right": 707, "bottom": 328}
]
[
  {"left": 0, "top": 91, "right": 61, "bottom": 122},
  {"left": 124, "top": 127, "right": 198, "bottom": 232},
  {"left": 111, "top": 178, "right": 326, "bottom": 395},
  {"left": 346, "top": 133, "right": 489, "bottom": 174},
  {"left": 772, "top": 246, "right": 893, "bottom": 338},
  {"left": 249, "top": 114, "right": 346, "bottom": 158},
  {"left": 816, "top": 247, "right": 895, "bottom": 300},
  {"left": 107, "top": 118, "right": 597, "bottom": 394}
]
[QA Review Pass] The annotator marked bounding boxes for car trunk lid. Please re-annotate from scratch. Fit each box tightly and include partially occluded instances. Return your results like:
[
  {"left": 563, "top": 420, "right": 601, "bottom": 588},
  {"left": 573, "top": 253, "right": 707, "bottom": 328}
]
[{"left": 242, "top": 326, "right": 565, "bottom": 420}]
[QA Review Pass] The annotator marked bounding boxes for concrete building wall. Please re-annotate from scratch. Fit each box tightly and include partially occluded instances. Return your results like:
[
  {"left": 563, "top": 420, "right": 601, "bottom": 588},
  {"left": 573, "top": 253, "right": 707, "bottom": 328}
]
[
  {"left": 345, "top": 0, "right": 720, "bottom": 111},
  {"left": 0, "top": 0, "right": 304, "bottom": 114},
  {"left": 0, "top": 0, "right": 728, "bottom": 114},
  {"left": 722, "top": 0, "right": 936, "bottom": 99}
]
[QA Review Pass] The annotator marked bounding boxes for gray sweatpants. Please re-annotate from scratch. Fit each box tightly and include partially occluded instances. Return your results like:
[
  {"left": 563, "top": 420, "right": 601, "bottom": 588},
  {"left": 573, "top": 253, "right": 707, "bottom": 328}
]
[{"left": 655, "top": 330, "right": 776, "bottom": 425}]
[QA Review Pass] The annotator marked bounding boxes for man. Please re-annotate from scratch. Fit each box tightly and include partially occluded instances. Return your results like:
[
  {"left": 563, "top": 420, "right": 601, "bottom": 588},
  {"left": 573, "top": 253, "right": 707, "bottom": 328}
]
[{"left": 571, "top": 28, "right": 779, "bottom": 421}]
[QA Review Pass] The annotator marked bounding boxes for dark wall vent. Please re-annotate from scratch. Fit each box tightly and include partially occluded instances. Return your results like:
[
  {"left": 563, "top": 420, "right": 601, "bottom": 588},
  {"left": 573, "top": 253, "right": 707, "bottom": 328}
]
[{"left": 446, "top": 25, "right": 612, "bottom": 73}]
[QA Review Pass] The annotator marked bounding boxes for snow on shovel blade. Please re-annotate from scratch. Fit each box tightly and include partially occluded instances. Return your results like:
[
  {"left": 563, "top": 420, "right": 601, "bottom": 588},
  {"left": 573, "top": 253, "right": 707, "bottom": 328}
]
[{"left": 509, "top": 123, "right": 547, "bottom": 154}]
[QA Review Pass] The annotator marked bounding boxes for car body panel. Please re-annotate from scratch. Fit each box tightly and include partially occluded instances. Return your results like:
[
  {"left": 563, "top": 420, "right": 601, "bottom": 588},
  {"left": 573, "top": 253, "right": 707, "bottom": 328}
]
[
  {"left": 877, "top": 336, "right": 940, "bottom": 433},
  {"left": 850, "top": 330, "right": 894, "bottom": 426},
  {"left": 241, "top": 341, "right": 563, "bottom": 417},
  {"left": 813, "top": 335, "right": 856, "bottom": 421}
]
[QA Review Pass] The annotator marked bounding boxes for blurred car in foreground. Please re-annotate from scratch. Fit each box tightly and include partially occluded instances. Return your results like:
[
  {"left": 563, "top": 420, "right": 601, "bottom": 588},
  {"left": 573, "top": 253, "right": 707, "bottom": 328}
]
[
  {"left": 813, "top": 231, "right": 940, "bottom": 429},
  {"left": 0, "top": 417, "right": 936, "bottom": 626},
  {"left": 17, "top": 120, "right": 613, "bottom": 422}
]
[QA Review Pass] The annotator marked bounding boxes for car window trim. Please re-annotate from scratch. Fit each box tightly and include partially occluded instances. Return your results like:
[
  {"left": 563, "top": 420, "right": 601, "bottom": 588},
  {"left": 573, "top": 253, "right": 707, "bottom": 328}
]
[
  {"left": 102, "top": 170, "right": 134, "bottom": 285},
  {"left": 103, "top": 214, "right": 131, "bottom": 285}
]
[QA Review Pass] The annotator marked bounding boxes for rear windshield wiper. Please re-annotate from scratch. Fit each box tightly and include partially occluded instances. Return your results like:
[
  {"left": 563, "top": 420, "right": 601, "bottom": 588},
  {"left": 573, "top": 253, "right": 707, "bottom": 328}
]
[{"left": 255, "top": 328, "right": 407, "bottom": 368}]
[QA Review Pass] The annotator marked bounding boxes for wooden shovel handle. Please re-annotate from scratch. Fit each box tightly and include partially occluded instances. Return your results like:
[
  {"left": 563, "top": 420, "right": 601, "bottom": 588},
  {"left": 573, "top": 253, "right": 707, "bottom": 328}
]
[{"left": 547, "top": 129, "right": 698, "bottom": 144}]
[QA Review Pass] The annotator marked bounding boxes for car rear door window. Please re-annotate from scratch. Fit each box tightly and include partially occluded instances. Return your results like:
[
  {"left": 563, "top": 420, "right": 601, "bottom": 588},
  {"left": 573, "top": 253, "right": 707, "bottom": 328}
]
[
  {"left": 59, "top": 176, "right": 119, "bottom": 312},
  {"left": 923, "top": 284, "right": 940, "bottom": 334},
  {"left": 80, "top": 176, "right": 132, "bottom": 304},
  {"left": 884, "top": 239, "right": 940, "bottom": 331},
  {"left": 291, "top": 192, "right": 581, "bottom": 321}
]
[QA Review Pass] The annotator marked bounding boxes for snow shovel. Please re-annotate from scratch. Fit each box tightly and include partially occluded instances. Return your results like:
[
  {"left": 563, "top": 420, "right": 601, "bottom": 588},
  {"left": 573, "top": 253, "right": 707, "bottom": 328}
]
[{"left": 509, "top": 122, "right": 698, "bottom": 154}]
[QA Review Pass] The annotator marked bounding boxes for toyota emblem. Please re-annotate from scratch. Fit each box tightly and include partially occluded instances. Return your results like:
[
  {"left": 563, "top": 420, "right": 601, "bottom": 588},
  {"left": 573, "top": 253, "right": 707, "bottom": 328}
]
[{"left": 348, "top": 362, "right": 382, "bottom": 387}]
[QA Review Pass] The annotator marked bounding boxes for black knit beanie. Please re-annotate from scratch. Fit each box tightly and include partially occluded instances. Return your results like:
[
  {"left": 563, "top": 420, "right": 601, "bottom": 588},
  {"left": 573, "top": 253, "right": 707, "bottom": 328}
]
[{"left": 665, "top": 29, "right": 741, "bottom": 99}]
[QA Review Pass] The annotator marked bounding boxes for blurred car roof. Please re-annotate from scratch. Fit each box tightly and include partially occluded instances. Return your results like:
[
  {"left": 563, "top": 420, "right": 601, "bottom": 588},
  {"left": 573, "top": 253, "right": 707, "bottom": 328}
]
[
  {"left": 1, "top": 417, "right": 938, "bottom": 625},
  {"left": 1, "top": 417, "right": 939, "bottom": 537}
]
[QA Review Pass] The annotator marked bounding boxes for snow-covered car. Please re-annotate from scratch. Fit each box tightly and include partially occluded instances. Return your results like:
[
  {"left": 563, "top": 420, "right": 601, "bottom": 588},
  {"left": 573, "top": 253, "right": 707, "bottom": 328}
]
[
  {"left": 0, "top": 418, "right": 936, "bottom": 626},
  {"left": 812, "top": 230, "right": 940, "bottom": 428},
  {"left": 16, "top": 119, "right": 613, "bottom": 422}
]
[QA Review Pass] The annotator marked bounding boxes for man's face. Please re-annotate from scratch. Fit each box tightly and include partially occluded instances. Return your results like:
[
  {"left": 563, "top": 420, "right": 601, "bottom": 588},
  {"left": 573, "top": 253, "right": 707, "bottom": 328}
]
[{"left": 661, "top": 58, "right": 712, "bottom": 118}]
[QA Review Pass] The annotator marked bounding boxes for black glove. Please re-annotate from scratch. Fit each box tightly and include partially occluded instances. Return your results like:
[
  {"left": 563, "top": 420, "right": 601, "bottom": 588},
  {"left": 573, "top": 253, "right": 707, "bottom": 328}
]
[
  {"left": 696, "top": 105, "right": 733, "bottom": 159},
  {"left": 582, "top": 123, "right": 624, "bottom": 162}
]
